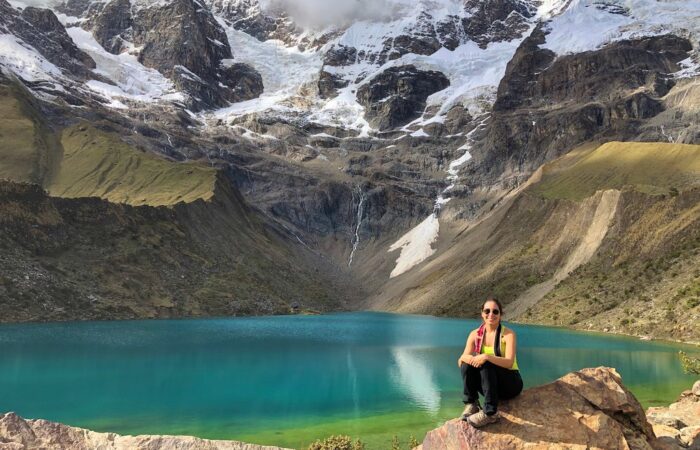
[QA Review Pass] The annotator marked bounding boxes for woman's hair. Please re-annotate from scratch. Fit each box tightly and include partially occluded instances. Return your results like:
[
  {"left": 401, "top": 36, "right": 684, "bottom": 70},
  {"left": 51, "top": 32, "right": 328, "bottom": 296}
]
[{"left": 481, "top": 297, "right": 504, "bottom": 316}]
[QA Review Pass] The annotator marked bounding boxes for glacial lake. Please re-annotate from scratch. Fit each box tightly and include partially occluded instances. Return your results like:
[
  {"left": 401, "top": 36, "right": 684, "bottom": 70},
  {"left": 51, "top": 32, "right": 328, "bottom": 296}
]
[{"left": 0, "top": 312, "right": 697, "bottom": 449}]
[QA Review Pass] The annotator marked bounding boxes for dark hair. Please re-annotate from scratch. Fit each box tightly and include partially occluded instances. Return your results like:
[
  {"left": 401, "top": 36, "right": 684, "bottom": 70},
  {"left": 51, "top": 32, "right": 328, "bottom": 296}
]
[{"left": 481, "top": 297, "right": 504, "bottom": 316}]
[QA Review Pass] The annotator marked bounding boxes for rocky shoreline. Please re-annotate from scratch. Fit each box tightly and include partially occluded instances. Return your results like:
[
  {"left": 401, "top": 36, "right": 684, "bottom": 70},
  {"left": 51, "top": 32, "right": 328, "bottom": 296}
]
[
  {"left": 0, "top": 412, "right": 292, "bottom": 450},
  {"left": 647, "top": 381, "right": 700, "bottom": 450},
  {"left": 2, "top": 368, "right": 698, "bottom": 450}
]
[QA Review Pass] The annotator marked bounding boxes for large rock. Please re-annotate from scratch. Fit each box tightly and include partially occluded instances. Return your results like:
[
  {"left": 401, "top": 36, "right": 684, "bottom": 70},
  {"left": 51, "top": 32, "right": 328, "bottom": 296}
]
[
  {"left": 647, "top": 382, "right": 700, "bottom": 450},
  {"left": 419, "top": 367, "right": 658, "bottom": 450},
  {"left": 88, "top": 0, "right": 132, "bottom": 54},
  {"left": 0, "top": 412, "right": 290, "bottom": 449},
  {"left": 357, "top": 65, "right": 450, "bottom": 131}
]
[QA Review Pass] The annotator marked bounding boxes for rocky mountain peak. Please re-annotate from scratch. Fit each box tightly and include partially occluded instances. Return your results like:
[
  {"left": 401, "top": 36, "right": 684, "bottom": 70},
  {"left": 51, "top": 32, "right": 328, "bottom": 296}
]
[
  {"left": 81, "top": 0, "right": 264, "bottom": 109},
  {"left": 0, "top": 0, "right": 95, "bottom": 79}
]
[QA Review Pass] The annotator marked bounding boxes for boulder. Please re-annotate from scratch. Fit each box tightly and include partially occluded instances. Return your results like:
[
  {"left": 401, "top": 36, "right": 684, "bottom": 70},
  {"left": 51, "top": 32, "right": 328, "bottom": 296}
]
[
  {"left": 647, "top": 380, "right": 700, "bottom": 450},
  {"left": 0, "top": 412, "right": 290, "bottom": 449},
  {"left": 693, "top": 381, "right": 700, "bottom": 397},
  {"left": 419, "top": 367, "right": 657, "bottom": 450},
  {"left": 679, "top": 426, "right": 700, "bottom": 449}
]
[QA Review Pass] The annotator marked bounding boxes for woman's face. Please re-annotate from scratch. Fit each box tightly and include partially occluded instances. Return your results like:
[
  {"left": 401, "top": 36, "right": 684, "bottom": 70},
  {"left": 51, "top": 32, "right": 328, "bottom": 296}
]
[{"left": 482, "top": 300, "right": 501, "bottom": 326}]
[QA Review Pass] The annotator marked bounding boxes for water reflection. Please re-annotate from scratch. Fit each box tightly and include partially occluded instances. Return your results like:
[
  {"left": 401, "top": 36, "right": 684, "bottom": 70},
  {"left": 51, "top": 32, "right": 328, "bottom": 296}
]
[{"left": 391, "top": 347, "right": 441, "bottom": 414}]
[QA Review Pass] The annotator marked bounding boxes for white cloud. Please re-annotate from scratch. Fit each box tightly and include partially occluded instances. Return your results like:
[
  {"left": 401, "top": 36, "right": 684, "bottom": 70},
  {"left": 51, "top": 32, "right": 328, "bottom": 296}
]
[{"left": 260, "top": 0, "right": 412, "bottom": 29}]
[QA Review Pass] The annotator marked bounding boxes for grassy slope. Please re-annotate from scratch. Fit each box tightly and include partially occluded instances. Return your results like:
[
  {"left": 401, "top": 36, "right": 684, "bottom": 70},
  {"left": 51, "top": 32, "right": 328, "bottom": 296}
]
[
  {"left": 0, "top": 82, "right": 216, "bottom": 208},
  {"left": 531, "top": 141, "right": 700, "bottom": 200},
  {"left": 0, "top": 180, "right": 342, "bottom": 322},
  {"left": 51, "top": 124, "right": 217, "bottom": 206},
  {"left": 506, "top": 142, "right": 700, "bottom": 341},
  {"left": 0, "top": 83, "right": 61, "bottom": 186}
]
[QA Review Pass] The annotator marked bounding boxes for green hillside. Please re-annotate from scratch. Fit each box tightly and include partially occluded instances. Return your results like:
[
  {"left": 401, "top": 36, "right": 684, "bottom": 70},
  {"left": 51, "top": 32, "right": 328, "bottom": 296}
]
[
  {"left": 0, "top": 83, "right": 61, "bottom": 186},
  {"left": 50, "top": 124, "right": 216, "bottom": 206},
  {"left": 531, "top": 141, "right": 700, "bottom": 200}
]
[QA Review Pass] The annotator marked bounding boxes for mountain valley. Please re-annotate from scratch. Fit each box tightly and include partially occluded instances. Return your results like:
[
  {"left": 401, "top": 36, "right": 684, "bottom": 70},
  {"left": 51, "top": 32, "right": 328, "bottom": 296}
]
[{"left": 0, "top": 0, "right": 698, "bottom": 341}]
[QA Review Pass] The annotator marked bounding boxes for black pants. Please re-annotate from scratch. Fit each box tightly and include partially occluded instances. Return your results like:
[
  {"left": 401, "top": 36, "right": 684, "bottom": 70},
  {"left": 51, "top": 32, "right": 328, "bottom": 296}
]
[{"left": 461, "top": 361, "right": 523, "bottom": 415}]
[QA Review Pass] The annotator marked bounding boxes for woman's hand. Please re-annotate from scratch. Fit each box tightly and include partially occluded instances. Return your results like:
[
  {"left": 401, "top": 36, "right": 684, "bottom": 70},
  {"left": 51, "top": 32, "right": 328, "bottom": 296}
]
[
  {"left": 470, "top": 354, "right": 489, "bottom": 368},
  {"left": 458, "top": 354, "right": 473, "bottom": 367}
]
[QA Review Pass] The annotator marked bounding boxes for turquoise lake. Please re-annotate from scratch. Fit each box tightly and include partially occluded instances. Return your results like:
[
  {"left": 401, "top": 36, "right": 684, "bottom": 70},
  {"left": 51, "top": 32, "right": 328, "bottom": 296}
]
[{"left": 0, "top": 312, "right": 697, "bottom": 449}]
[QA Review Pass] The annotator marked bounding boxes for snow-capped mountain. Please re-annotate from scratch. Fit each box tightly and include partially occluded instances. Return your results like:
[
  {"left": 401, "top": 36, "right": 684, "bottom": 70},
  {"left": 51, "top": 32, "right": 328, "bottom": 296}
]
[
  {"left": 2, "top": 0, "right": 698, "bottom": 131},
  {"left": 0, "top": 0, "right": 699, "bottom": 331}
]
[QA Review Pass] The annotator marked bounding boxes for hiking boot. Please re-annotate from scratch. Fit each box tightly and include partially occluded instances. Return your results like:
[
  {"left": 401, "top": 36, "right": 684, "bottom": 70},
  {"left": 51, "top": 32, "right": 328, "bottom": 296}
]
[
  {"left": 467, "top": 410, "right": 499, "bottom": 428},
  {"left": 460, "top": 402, "right": 480, "bottom": 420}
]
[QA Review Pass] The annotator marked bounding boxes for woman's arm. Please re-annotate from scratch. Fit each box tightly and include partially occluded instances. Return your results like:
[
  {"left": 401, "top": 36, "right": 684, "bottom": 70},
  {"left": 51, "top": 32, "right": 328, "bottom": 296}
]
[
  {"left": 484, "top": 331, "right": 517, "bottom": 369},
  {"left": 457, "top": 330, "right": 476, "bottom": 367}
]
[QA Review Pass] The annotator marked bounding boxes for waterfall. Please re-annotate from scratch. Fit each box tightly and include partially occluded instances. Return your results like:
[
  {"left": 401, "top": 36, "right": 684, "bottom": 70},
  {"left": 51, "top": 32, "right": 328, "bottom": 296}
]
[{"left": 348, "top": 185, "right": 366, "bottom": 268}]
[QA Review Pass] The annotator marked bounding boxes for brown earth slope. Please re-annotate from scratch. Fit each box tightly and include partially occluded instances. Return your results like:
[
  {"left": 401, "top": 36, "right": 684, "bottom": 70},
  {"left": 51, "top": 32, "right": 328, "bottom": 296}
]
[{"left": 370, "top": 142, "right": 700, "bottom": 342}]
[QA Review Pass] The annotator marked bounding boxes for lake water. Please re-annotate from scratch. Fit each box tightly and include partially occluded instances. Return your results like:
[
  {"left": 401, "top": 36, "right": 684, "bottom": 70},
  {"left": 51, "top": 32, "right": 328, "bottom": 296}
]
[{"left": 0, "top": 312, "right": 696, "bottom": 449}]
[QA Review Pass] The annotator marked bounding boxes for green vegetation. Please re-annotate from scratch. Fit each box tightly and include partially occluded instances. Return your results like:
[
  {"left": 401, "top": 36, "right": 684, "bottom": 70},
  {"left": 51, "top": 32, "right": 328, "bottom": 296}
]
[
  {"left": 307, "top": 435, "right": 365, "bottom": 450},
  {"left": 0, "top": 83, "right": 61, "bottom": 186},
  {"left": 305, "top": 434, "right": 419, "bottom": 450},
  {"left": 1, "top": 84, "right": 216, "bottom": 207},
  {"left": 531, "top": 141, "right": 700, "bottom": 200},
  {"left": 50, "top": 124, "right": 216, "bottom": 206},
  {"left": 679, "top": 351, "right": 700, "bottom": 375}
]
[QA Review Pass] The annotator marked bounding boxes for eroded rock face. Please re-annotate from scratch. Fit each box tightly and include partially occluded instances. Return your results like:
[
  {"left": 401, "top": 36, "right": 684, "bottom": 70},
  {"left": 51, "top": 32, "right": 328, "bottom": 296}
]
[
  {"left": 88, "top": 0, "right": 132, "bottom": 54},
  {"left": 462, "top": 0, "right": 536, "bottom": 48},
  {"left": 208, "top": 0, "right": 278, "bottom": 41},
  {"left": 475, "top": 30, "right": 693, "bottom": 183},
  {"left": 0, "top": 412, "right": 290, "bottom": 449},
  {"left": 419, "top": 367, "right": 658, "bottom": 450},
  {"left": 356, "top": 65, "right": 450, "bottom": 130},
  {"left": 494, "top": 33, "right": 692, "bottom": 112}
]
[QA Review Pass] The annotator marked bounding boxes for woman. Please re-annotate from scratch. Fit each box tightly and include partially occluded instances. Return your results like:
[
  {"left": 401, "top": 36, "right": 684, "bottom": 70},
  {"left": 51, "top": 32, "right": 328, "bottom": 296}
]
[{"left": 457, "top": 297, "right": 523, "bottom": 428}]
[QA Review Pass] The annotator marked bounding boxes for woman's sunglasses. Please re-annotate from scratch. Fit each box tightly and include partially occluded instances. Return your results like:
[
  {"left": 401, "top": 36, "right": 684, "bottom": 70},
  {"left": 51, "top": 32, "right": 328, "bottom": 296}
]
[{"left": 482, "top": 308, "right": 500, "bottom": 315}]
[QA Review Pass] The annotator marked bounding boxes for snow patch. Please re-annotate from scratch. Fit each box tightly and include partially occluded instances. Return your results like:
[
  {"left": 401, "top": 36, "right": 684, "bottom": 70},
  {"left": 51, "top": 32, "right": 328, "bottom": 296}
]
[
  {"left": 410, "top": 128, "right": 430, "bottom": 137},
  {"left": 388, "top": 213, "right": 440, "bottom": 278},
  {"left": 542, "top": 0, "right": 700, "bottom": 56},
  {"left": 0, "top": 34, "right": 62, "bottom": 82}
]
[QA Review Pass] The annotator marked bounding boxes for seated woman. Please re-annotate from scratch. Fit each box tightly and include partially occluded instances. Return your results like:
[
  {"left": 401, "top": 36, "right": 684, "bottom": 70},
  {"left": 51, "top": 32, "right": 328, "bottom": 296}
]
[{"left": 457, "top": 297, "right": 523, "bottom": 427}]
